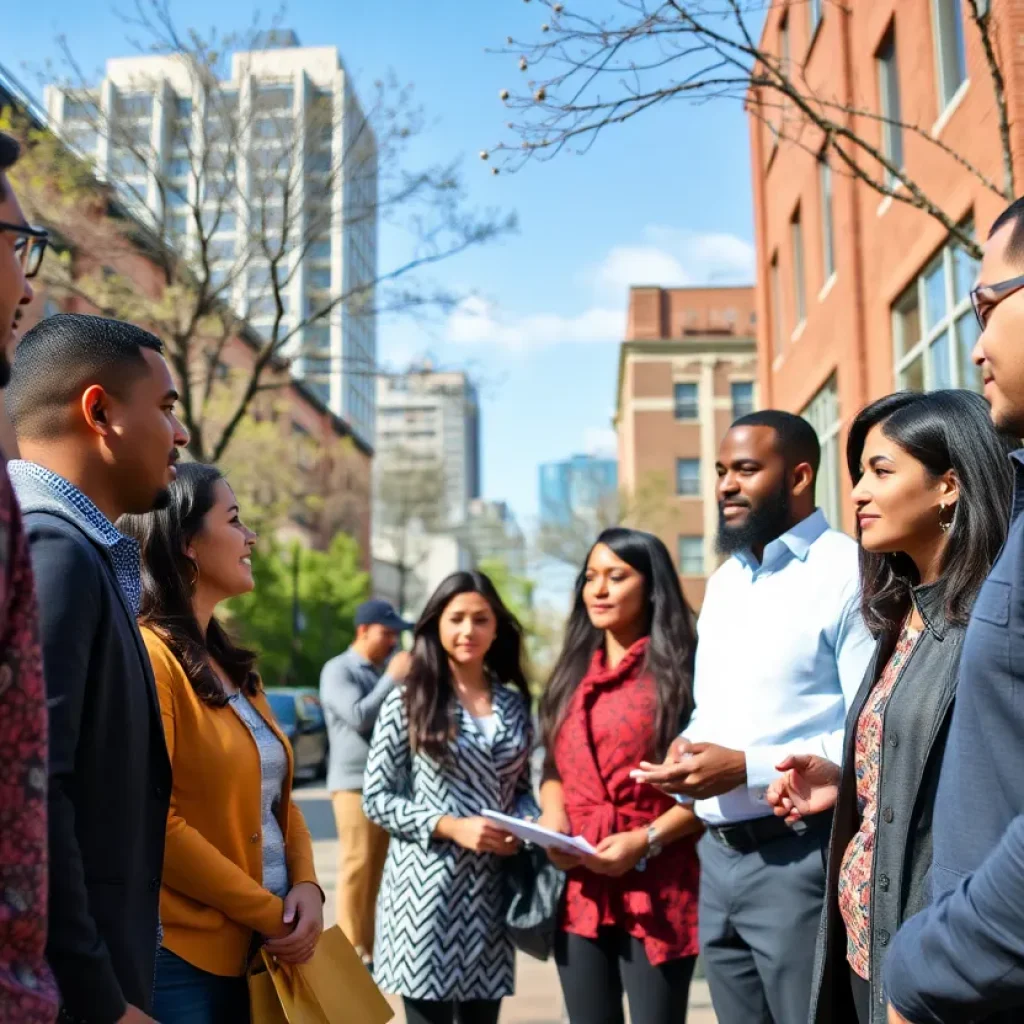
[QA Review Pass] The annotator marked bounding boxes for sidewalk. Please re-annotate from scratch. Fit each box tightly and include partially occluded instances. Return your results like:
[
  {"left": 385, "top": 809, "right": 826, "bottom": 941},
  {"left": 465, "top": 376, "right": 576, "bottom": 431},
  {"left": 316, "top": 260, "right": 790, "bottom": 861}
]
[{"left": 297, "top": 788, "right": 717, "bottom": 1023}]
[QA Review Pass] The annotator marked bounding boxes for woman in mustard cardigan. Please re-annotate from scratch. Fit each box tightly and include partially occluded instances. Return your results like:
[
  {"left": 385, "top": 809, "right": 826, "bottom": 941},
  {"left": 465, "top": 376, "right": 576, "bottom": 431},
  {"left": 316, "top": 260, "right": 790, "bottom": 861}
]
[{"left": 121, "top": 463, "right": 323, "bottom": 1024}]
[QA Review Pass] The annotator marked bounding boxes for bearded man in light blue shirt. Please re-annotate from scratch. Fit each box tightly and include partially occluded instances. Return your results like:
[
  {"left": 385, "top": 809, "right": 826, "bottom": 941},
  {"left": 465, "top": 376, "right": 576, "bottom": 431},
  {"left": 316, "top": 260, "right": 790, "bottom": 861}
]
[{"left": 635, "top": 410, "right": 875, "bottom": 1024}]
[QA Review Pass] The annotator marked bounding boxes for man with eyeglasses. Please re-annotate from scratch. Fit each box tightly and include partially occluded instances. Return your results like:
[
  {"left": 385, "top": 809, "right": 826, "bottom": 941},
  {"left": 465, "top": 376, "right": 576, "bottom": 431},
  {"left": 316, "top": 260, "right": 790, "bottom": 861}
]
[
  {"left": 884, "top": 197, "right": 1024, "bottom": 1024},
  {"left": 0, "top": 130, "right": 58, "bottom": 1023}
]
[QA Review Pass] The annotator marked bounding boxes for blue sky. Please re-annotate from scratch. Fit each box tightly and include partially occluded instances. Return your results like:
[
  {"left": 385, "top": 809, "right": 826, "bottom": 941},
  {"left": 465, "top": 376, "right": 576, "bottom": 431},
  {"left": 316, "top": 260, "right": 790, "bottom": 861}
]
[{"left": 5, "top": 0, "right": 755, "bottom": 536}]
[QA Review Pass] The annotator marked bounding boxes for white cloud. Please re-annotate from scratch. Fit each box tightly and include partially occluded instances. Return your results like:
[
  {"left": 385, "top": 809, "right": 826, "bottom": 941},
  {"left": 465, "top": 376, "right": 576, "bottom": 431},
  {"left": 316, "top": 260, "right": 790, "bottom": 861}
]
[
  {"left": 583, "top": 425, "right": 618, "bottom": 458},
  {"left": 589, "top": 225, "right": 755, "bottom": 295},
  {"left": 447, "top": 295, "right": 623, "bottom": 350},
  {"left": 445, "top": 225, "right": 754, "bottom": 352}
]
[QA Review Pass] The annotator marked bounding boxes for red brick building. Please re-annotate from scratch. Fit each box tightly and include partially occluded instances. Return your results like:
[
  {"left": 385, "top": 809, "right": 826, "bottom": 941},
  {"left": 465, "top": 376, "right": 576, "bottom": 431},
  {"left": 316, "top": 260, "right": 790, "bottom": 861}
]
[
  {"left": 748, "top": 0, "right": 1023, "bottom": 532},
  {"left": 615, "top": 286, "right": 758, "bottom": 607}
]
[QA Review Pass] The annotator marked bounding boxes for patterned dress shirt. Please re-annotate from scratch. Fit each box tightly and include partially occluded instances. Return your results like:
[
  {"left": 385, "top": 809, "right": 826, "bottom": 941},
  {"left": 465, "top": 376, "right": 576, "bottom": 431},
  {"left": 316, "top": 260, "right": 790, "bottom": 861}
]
[
  {"left": 7, "top": 462, "right": 141, "bottom": 615},
  {"left": 0, "top": 455, "right": 59, "bottom": 1023}
]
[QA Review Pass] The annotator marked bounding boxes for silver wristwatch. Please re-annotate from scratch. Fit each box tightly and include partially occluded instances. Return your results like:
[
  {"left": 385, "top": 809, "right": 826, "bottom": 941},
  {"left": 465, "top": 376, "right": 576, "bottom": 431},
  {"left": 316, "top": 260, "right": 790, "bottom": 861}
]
[{"left": 646, "top": 824, "right": 663, "bottom": 858}]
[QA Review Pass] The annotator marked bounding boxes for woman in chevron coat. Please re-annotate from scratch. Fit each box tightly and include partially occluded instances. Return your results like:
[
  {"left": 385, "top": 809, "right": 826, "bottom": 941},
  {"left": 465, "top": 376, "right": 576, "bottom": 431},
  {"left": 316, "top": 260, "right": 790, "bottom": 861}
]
[{"left": 363, "top": 571, "right": 539, "bottom": 1024}]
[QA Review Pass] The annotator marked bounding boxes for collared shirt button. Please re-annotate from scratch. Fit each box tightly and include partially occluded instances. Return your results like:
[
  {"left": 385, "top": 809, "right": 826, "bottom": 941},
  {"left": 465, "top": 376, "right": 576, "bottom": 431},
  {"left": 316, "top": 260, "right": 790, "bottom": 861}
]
[
  {"left": 879, "top": 873, "right": 890, "bottom": 891},
  {"left": 882, "top": 806, "right": 894, "bottom": 824},
  {"left": 878, "top": 928, "right": 890, "bottom": 946},
  {"left": 888, "top": 731, "right": 899, "bottom": 748}
]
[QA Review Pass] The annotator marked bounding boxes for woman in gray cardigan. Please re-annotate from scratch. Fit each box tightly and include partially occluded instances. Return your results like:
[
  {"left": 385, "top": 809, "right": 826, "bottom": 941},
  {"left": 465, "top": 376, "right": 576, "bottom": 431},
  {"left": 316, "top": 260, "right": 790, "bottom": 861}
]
[{"left": 767, "top": 391, "right": 1016, "bottom": 1024}]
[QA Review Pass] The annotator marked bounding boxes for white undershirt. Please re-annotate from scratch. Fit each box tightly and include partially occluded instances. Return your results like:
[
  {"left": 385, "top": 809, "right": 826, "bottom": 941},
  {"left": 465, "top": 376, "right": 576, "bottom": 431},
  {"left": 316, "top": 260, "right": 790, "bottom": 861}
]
[{"left": 471, "top": 713, "right": 498, "bottom": 745}]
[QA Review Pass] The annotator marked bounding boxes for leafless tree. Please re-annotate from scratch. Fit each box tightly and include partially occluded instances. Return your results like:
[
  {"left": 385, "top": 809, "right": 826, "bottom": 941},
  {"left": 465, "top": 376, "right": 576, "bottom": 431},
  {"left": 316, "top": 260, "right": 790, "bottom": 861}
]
[
  {"left": 490, "top": 0, "right": 1011, "bottom": 259},
  {"left": 17, "top": 1, "right": 514, "bottom": 464}
]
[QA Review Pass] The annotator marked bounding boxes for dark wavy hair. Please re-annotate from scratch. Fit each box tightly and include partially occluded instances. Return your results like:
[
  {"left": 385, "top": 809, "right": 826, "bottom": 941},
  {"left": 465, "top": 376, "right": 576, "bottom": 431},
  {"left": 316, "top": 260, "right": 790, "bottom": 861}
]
[
  {"left": 404, "top": 571, "right": 530, "bottom": 761},
  {"left": 119, "top": 462, "right": 258, "bottom": 706},
  {"left": 847, "top": 390, "right": 1016, "bottom": 637},
  {"left": 540, "top": 527, "right": 697, "bottom": 762}
]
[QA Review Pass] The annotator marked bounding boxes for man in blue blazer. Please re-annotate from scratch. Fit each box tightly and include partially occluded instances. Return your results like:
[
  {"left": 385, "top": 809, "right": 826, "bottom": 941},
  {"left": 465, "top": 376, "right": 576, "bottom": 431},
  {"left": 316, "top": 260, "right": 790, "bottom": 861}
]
[{"left": 885, "top": 199, "right": 1024, "bottom": 1022}]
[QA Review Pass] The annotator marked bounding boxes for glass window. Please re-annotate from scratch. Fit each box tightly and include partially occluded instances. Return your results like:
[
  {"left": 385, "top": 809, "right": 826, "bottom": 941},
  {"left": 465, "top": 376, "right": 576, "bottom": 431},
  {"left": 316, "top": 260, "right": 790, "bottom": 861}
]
[
  {"left": 923, "top": 257, "right": 947, "bottom": 331},
  {"left": 115, "top": 93, "right": 153, "bottom": 119},
  {"left": 731, "top": 381, "right": 755, "bottom": 419},
  {"left": 308, "top": 151, "right": 332, "bottom": 173},
  {"left": 167, "top": 157, "right": 190, "bottom": 179},
  {"left": 209, "top": 239, "right": 235, "bottom": 263},
  {"left": 255, "top": 86, "right": 293, "bottom": 112},
  {"left": 934, "top": 0, "right": 968, "bottom": 108},
  {"left": 893, "top": 225, "right": 980, "bottom": 393},
  {"left": 801, "top": 376, "right": 842, "bottom": 530},
  {"left": 65, "top": 96, "right": 99, "bottom": 122},
  {"left": 678, "top": 536, "right": 704, "bottom": 576},
  {"left": 308, "top": 267, "right": 332, "bottom": 291},
  {"left": 819, "top": 154, "right": 835, "bottom": 281},
  {"left": 676, "top": 458, "right": 701, "bottom": 497},
  {"left": 877, "top": 27, "right": 904, "bottom": 183},
  {"left": 167, "top": 213, "right": 188, "bottom": 240},
  {"left": 674, "top": 382, "right": 699, "bottom": 420},
  {"left": 175, "top": 96, "right": 192, "bottom": 119},
  {"left": 308, "top": 239, "right": 331, "bottom": 262},
  {"left": 791, "top": 205, "right": 806, "bottom": 326},
  {"left": 305, "top": 324, "right": 331, "bottom": 350},
  {"left": 165, "top": 189, "right": 188, "bottom": 211}
]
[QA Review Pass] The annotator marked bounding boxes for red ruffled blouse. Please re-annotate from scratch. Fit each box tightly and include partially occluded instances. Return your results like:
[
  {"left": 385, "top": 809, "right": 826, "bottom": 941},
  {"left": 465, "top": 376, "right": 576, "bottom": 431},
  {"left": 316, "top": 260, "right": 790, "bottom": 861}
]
[{"left": 552, "top": 637, "right": 700, "bottom": 965}]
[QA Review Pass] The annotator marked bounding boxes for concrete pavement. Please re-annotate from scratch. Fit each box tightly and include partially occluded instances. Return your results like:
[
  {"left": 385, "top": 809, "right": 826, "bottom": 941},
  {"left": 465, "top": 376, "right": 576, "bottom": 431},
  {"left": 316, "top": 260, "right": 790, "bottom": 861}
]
[{"left": 294, "top": 786, "right": 717, "bottom": 1023}]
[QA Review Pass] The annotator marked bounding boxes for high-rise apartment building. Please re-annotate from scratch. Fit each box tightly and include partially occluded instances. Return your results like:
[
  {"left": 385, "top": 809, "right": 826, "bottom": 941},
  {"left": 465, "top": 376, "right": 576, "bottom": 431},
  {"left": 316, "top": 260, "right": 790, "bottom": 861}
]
[
  {"left": 615, "top": 285, "right": 757, "bottom": 608},
  {"left": 375, "top": 368, "right": 482, "bottom": 527},
  {"left": 538, "top": 455, "right": 619, "bottom": 529},
  {"left": 45, "top": 30, "right": 378, "bottom": 446},
  {"left": 748, "top": 0, "right": 1023, "bottom": 531}
]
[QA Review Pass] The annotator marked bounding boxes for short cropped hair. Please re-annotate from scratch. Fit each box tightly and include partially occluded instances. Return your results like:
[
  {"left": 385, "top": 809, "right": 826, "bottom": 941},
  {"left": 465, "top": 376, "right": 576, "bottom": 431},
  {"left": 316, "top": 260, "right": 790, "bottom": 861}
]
[
  {"left": 8, "top": 313, "right": 164, "bottom": 440},
  {"left": 988, "top": 196, "right": 1024, "bottom": 267},
  {"left": 731, "top": 409, "right": 822, "bottom": 477},
  {"left": 0, "top": 132, "right": 20, "bottom": 201}
]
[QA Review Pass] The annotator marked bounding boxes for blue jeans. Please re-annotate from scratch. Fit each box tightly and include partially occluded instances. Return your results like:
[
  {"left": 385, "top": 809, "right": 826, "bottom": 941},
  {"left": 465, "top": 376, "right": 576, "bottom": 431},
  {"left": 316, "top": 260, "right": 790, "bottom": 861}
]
[{"left": 153, "top": 947, "right": 250, "bottom": 1024}]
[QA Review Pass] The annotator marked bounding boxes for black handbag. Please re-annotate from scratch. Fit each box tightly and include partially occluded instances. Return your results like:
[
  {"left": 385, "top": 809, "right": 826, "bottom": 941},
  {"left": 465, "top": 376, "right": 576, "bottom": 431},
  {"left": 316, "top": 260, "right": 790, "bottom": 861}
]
[{"left": 502, "top": 842, "right": 566, "bottom": 961}]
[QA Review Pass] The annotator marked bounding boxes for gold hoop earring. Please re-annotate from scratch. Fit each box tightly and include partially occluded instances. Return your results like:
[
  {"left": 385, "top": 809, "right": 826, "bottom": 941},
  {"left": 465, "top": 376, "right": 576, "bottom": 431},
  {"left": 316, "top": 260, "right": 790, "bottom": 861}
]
[{"left": 939, "top": 502, "right": 953, "bottom": 534}]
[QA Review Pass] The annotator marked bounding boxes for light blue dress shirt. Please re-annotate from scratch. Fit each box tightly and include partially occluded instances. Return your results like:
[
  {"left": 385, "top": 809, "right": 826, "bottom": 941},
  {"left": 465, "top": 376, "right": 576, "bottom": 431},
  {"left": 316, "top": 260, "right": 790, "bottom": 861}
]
[{"left": 680, "top": 509, "right": 875, "bottom": 826}]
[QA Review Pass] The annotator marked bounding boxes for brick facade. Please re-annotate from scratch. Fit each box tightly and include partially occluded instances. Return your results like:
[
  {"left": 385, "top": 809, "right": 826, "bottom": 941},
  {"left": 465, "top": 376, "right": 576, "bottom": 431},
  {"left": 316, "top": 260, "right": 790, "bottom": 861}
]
[
  {"left": 749, "top": 0, "right": 1024, "bottom": 532},
  {"left": 615, "top": 286, "right": 758, "bottom": 608}
]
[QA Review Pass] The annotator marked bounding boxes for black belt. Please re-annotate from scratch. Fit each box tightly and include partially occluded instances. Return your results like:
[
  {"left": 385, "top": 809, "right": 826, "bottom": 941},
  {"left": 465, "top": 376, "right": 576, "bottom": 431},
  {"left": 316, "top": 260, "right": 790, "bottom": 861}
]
[{"left": 707, "top": 811, "right": 831, "bottom": 855}]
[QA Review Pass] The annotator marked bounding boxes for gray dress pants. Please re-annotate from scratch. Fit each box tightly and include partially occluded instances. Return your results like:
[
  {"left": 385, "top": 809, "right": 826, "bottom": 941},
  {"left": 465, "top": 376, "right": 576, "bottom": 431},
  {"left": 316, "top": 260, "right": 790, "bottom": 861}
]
[{"left": 697, "top": 826, "right": 827, "bottom": 1024}]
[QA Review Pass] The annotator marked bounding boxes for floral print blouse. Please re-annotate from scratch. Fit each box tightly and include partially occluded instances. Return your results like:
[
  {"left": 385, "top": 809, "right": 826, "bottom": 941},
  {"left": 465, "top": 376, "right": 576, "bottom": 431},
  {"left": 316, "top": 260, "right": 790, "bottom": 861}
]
[{"left": 838, "top": 622, "right": 921, "bottom": 980}]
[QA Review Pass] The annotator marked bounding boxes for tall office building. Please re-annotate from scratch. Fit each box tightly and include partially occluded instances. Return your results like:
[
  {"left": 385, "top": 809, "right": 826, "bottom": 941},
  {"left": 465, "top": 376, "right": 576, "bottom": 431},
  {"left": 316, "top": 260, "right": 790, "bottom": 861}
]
[
  {"left": 538, "top": 454, "right": 619, "bottom": 529},
  {"left": 465, "top": 498, "right": 527, "bottom": 577},
  {"left": 375, "top": 367, "right": 482, "bottom": 527},
  {"left": 44, "top": 30, "right": 378, "bottom": 446}
]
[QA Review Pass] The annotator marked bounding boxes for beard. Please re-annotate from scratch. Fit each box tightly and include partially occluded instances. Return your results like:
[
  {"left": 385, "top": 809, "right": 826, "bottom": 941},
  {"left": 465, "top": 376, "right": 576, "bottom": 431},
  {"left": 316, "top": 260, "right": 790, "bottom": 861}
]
[{"left": 716, "top": 484, "right": 793, "bottom": 556}]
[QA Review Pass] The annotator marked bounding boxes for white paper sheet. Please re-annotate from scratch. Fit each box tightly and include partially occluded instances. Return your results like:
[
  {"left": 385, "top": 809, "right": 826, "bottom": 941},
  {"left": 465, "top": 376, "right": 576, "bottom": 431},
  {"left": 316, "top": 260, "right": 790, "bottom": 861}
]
[{"left": 482, "top": 810, "right": 597, "bottom": 856}]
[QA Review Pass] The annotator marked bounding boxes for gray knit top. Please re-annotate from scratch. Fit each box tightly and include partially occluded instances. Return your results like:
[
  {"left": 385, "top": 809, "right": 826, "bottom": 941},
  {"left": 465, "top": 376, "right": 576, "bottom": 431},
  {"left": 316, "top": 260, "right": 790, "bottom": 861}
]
[{"left": 228, "top": 692, "right": 290, "bottom": 898}]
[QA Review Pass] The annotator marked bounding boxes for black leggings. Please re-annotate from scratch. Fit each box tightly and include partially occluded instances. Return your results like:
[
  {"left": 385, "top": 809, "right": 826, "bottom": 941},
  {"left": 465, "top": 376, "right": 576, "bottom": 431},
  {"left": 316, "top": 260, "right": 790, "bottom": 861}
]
[
  {"left": 402, "top": 997, "right": 502, "bottom": 1024},
  {"left": 555, "top": 928, "right": 697, "bottom": 1024}
]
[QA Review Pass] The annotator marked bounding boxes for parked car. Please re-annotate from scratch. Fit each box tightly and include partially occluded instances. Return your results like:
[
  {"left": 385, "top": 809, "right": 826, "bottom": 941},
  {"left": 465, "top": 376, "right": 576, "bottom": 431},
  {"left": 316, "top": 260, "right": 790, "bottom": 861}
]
[{"left": 264, "top": 687, "right": 329, "bottom": 781}]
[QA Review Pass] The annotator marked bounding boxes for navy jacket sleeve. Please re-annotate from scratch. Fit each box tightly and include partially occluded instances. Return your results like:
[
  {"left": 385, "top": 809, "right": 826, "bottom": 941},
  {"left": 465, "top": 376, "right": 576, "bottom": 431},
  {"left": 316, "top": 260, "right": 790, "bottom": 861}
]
[
  {"left": 886, "top": 813, "right": 1024, "bottom": 1022},
  {"left": 30, "top": 525, "right": 127, "bottom": 1022}
]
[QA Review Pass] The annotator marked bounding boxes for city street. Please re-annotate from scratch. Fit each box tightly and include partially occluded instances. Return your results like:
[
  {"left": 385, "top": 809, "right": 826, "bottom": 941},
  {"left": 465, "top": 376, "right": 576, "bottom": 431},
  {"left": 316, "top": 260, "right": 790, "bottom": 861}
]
[{"left": 294, "top": 786, "right": 717, "bottom": 1024}]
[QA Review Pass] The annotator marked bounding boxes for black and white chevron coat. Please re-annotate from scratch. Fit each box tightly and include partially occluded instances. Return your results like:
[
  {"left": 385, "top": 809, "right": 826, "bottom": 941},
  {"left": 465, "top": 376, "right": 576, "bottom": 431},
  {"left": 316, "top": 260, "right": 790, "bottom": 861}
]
[{"left": 363, "top": 684, "right": 538, "bottom": 1001}]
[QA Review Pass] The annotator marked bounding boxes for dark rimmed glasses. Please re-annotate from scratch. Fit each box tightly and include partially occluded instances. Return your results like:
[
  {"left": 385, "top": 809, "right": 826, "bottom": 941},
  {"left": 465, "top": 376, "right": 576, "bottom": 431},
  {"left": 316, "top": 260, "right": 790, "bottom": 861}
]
[
  {"left": 971, "top": 273, "right": 1024, "bottom": 332},
  {"left": 0, "top": 221, "right": 49, "bottom": 279}
]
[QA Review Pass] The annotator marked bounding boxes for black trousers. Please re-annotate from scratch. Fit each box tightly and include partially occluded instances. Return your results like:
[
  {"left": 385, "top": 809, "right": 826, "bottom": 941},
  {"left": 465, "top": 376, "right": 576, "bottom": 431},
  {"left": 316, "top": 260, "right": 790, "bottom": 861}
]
[
  {"left": 850, "top": 968, "right": 870, "bottom": 1024},
  {"left": 402, "top": 997, "right": 502, "bottom": 1024},
  {"left": 555, "top": 928, "right": 697, "bottom": 1024}
]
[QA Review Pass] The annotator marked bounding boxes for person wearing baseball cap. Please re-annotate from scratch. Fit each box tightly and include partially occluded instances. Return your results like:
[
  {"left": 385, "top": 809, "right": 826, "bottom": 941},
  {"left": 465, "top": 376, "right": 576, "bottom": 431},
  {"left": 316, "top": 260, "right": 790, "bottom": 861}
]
[{"left": 319, "top": 599, "right": 412, "bottom": 967}]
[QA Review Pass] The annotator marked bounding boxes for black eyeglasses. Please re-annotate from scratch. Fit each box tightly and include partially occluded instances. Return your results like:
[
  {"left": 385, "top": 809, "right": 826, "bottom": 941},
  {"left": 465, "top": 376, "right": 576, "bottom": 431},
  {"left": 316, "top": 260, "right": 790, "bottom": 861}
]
[
  {"left": 971, "top": 273, "right": 1024, "bottom": 331},
  {"left": 0, "top": 221, "right": 49, "bottom": 279}
]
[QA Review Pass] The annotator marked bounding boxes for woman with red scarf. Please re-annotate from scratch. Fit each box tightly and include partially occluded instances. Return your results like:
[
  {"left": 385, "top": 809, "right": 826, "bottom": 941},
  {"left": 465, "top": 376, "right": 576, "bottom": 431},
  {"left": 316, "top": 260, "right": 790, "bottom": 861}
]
[{"left": 539, "top": 527, "right": 703, "bottom": 1024}]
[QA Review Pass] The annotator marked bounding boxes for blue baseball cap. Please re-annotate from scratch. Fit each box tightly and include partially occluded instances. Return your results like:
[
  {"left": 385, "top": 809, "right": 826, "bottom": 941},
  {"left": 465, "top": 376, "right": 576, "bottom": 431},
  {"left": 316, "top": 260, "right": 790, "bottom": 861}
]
[{"left": 355, "top": 599, "right": 413, "bottom": 632}]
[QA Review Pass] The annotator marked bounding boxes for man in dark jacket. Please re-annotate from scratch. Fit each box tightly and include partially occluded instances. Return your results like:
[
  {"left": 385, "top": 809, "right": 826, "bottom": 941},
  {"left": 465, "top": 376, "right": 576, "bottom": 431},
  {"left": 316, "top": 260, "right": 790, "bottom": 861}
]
[
  {"left": 6, "top": 313, "right": 188, "bottom": 1024},
  {"left": 885, "top": 199, "right": 1024, "bottom": 1023}
]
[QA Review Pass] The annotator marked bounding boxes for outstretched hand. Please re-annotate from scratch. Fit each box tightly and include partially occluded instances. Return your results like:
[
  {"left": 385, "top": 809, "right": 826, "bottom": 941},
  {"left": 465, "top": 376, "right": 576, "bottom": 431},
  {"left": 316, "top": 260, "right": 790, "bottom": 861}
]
[{"left": 766, "top": 754, "right": 841, "bottom": 825}]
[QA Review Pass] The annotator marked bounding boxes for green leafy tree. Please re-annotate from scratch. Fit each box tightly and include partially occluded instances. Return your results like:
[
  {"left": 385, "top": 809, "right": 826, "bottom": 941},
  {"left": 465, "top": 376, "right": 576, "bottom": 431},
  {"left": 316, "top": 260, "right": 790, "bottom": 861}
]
[{"left": 226, "top": 533, "right": 369, "bottom": 689}]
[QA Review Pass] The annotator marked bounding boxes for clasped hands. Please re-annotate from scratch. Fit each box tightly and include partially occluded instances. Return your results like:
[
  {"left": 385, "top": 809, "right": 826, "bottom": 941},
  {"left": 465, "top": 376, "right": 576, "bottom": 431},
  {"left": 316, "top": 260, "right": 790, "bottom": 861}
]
[
  {"left": 263, "top": 881, "right": 325, "bottom": 965},
  {"left": 537, "top": 808, "right": 650, "bottom": 877}
]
